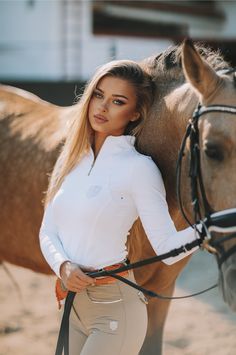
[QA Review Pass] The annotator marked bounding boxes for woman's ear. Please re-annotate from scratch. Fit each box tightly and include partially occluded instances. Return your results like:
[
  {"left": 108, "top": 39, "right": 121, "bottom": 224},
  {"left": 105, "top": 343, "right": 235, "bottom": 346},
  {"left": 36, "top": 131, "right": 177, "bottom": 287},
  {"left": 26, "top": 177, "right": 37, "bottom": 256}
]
[{"left": 130, "top": 112, "right": 140, "bottom": 122}]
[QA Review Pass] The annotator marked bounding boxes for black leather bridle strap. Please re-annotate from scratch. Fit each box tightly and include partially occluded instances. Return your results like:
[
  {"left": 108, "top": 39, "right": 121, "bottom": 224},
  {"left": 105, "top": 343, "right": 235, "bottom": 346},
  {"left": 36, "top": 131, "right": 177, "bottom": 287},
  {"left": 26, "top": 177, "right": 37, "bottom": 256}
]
[
  {"left": 196, "top": 105, "right": 236, "bottom": 117},
  {"left": 176, "top": 122, "right": 193, "bottom": 227},
  {"left": 109, "top": 272, "right": 217, "bottom": 300},
  {"left": 55, "top": 291, "right": 76, "bottom": 355},
  {"left": 88, "top": 239, "right": 202, "bottom": 278}
]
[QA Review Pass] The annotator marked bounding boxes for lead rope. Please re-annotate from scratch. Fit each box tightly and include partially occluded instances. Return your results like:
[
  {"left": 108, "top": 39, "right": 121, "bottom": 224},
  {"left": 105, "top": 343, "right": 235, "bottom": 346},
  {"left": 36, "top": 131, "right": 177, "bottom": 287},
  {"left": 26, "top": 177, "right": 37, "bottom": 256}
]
[{"left": 55, "top": 237, "right": 218, "bottom": 355}]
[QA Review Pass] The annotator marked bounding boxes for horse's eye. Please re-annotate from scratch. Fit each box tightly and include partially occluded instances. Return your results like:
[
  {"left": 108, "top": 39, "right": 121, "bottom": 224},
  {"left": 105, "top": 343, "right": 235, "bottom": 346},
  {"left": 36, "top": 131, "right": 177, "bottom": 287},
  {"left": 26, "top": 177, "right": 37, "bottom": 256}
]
[{"left": 204, "top": 144, "right": 224, "bottom": 161}]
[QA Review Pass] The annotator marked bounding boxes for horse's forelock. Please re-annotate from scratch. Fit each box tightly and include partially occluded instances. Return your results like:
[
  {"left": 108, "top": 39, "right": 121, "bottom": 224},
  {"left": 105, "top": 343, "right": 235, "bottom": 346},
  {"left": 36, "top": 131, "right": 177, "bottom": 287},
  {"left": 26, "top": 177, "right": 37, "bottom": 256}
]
[
  {"left": 142, "top": 43, "right": 230, "bottom": 83},
  {"left": 142, "top": 45, "right": 181, "bottom": 79}
]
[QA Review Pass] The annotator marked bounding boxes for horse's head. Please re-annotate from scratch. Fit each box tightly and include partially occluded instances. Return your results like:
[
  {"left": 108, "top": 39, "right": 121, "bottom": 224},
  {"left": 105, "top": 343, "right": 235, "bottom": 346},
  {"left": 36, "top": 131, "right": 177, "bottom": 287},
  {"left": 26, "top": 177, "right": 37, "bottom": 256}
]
[{"left": 182, "top": 40, "right": 236, "bottom": 310}]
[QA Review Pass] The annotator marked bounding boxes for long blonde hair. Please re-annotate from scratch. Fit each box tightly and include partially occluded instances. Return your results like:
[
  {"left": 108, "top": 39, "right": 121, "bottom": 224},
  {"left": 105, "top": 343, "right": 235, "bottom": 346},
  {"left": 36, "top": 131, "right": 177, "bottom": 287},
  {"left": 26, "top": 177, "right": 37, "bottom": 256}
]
[{"left": 44, "top": 59, "right": 154, "bottom": 206}]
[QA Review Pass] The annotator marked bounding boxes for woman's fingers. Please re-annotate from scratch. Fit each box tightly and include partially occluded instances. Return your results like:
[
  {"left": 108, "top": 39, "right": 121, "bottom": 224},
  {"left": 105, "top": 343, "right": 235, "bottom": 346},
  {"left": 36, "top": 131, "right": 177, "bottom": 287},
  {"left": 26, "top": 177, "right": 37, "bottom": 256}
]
[
  {"left": 66, "top": 266, "right": 95, "bottom": 291},
  {"left": 66, "top": 278, "right": 88, "bottom": 292},
  {"left": 76, "top": 267, "right": 95, "bottom": 284},
  {"left": 60, "top": 261, "right": 96, "bottom": 292}
]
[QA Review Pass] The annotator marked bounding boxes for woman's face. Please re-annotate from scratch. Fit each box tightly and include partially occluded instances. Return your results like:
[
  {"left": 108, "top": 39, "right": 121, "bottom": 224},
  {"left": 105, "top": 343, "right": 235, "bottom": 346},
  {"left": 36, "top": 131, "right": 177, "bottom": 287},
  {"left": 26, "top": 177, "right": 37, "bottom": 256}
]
[{"left": 88, "top": 76, "right": 140, "bottom": 137}]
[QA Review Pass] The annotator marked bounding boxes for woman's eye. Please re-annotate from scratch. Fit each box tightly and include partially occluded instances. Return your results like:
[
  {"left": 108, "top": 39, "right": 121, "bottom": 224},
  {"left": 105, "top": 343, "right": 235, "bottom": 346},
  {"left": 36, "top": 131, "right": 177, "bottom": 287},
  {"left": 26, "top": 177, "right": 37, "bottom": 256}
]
[
  {"left": 93, "top": 91, "right": 103, "bottom": 98},
  {"left": 92, "top": 92, "right": 125, "bottom": 105},
  {"left": 113, "top": 99, "right": 125, "bottom": 105}
]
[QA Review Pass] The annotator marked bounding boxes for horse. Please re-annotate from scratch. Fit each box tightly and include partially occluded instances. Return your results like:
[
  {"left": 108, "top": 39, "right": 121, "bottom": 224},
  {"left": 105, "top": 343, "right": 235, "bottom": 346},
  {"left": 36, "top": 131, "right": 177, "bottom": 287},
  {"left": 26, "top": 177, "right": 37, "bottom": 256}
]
[
  {"left": 0, "top": 40, "right": 235, "bottom": 355},
  {"left": 133, "top": 40, "right": 236, "bottom": 354}
]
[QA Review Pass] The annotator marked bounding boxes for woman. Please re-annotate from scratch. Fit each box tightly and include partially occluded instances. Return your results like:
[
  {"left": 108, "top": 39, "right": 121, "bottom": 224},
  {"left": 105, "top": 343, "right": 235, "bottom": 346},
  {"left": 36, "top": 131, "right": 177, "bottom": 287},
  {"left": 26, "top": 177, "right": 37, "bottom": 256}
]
[{"left": 39, "top": 60, "right": 201, "bottom": 355}]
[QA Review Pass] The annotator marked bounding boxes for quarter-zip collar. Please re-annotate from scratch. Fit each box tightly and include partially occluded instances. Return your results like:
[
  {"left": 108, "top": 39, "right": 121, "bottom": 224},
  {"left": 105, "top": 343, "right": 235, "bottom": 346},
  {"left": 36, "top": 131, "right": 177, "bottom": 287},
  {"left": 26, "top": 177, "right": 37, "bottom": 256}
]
[
  {"left": 87, "top": 135, "right": 136, "bottom": 176},
  {"left": 89, "top": 135, "right": 136, "bottom": 159}
]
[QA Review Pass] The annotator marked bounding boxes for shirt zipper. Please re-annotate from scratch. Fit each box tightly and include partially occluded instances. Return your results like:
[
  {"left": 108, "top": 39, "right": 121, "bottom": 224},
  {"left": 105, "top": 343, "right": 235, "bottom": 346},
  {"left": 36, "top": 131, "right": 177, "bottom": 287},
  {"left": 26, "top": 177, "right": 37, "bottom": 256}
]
[
  {"left": 87, "top": 138, "right": 110, "bottom": 176},
  {"left": 88, "top": 159, "right": 96, "bottom": 176}
]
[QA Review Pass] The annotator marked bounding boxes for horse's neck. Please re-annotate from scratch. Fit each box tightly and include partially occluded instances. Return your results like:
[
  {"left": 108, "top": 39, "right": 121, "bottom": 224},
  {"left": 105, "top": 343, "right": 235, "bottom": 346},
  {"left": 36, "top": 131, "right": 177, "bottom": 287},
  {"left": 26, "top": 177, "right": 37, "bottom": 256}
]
[{"left": 138, "top": 84, "right": 198, "bottom": 227}]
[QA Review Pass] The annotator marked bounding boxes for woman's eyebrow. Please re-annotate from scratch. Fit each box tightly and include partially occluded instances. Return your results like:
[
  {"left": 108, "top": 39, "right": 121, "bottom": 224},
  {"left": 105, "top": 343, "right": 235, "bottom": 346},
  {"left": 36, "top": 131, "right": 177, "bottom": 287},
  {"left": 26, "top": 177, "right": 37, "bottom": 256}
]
[
  {"left": 96, "top": 87, "right": 128, "bottom": 100},
  {"left": 113, "top": 94, "right": 129, "bottom": 100}
]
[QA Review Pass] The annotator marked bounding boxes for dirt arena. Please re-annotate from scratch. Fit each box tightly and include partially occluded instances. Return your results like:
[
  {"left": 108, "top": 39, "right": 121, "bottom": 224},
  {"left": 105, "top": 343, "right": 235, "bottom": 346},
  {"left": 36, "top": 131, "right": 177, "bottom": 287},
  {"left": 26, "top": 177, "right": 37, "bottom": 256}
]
[{"left": 1, "top": 251, "right": 236, "bottom": 355}]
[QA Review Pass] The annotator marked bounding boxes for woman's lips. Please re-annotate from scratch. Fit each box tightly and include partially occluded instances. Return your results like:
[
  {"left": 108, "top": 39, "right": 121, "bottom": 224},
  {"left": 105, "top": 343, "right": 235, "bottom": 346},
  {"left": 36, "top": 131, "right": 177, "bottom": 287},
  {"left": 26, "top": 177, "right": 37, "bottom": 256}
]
[{"left": 94, "top": 114, "right": 108, "bottom": 124}]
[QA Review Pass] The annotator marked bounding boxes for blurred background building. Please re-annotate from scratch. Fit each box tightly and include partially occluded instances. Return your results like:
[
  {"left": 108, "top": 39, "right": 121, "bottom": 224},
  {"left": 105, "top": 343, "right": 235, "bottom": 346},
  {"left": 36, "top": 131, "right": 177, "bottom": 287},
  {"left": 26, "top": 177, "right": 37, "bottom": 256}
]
[{"left": 0, "top": 0, "right": 235, "bottom": 104}]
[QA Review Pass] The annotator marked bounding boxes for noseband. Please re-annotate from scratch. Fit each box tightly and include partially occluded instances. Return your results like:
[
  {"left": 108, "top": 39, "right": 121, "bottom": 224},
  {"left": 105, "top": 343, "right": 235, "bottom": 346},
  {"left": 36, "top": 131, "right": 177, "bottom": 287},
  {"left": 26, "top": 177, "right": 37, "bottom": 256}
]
[{"left": 176, "top": 68, "right": 236, "bottom": 268}]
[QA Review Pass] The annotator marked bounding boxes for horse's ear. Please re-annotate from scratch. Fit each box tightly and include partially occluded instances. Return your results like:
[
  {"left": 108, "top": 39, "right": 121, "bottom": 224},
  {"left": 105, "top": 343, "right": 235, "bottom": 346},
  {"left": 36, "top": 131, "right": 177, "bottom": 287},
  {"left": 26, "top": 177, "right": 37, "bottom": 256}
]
[{"left": 182, "top": 39, "right": 220, "bottom": 99}]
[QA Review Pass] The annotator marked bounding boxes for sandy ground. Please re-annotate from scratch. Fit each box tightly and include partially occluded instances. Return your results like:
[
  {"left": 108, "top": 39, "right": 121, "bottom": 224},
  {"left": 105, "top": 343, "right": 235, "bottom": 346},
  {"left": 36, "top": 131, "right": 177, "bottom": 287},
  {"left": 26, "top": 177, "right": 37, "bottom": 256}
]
[{"left": 0, "top": 251, "right": 236, "bottom": 355}]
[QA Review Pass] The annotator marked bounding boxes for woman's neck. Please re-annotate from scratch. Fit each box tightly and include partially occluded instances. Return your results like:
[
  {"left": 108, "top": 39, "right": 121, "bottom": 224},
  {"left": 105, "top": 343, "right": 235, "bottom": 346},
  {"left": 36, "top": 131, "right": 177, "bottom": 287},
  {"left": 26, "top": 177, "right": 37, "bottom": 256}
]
[{"left": 92, "top": 131, "right": 126, "bottom": 159}]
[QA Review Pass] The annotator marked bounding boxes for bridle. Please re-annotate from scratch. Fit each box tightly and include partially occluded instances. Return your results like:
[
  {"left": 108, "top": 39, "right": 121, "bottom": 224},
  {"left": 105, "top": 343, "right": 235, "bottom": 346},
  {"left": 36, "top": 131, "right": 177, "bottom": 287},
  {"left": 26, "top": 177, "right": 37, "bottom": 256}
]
[{"left": 176, "top": 68, "right": 236, "bottom": 269}]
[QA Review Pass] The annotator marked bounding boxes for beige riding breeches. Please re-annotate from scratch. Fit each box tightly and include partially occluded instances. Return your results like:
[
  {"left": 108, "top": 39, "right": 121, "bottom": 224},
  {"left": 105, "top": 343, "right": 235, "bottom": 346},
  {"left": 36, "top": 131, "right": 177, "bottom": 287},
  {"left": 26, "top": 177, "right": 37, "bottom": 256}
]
[{"left": 68, "top": 270, "right": 148, "bottom": 355}]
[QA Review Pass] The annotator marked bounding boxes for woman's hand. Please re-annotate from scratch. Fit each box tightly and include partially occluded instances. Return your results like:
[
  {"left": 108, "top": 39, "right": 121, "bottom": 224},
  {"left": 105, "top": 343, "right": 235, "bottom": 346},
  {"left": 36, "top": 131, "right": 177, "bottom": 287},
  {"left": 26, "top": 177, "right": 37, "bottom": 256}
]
[{"left": 59, "top": 261, "right": 95, "bottom": 292}]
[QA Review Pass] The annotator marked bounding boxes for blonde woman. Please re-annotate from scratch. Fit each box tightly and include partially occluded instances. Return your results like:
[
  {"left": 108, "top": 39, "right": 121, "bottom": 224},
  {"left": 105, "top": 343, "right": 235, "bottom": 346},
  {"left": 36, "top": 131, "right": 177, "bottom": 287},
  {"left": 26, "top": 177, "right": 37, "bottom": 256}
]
[{"left": 39, "top": 60, "right": 200, "bottom": 355}]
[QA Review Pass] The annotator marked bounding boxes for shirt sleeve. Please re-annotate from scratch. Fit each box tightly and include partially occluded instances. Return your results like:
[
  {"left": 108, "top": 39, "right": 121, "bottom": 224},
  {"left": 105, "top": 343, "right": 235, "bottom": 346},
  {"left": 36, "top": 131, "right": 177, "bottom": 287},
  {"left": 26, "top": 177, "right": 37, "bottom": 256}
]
[
  {"left": 131, "top": 155, "right": 200, "bottom": 265},
  {"left": 39, "top": 200, "right": 70, "bottom": 277}
]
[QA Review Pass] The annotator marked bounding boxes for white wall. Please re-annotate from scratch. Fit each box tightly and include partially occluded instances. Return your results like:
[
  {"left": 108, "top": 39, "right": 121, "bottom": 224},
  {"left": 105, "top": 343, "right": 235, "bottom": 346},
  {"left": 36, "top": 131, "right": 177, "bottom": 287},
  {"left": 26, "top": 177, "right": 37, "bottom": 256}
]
[
  {"left": 0, "top": 0, "right": 235, "bottom": 81},
  {"left": 0, "top": 0, "right": 173, "bottom": 81},
  {"left": 79, "top": 34, "right": 173, "bottom": 80},
  {"left": 0, "top": 0, "right": 62, "bottom": 80},
  {"left": 73, "top": 1, "right": 173, "bottom": 80}
]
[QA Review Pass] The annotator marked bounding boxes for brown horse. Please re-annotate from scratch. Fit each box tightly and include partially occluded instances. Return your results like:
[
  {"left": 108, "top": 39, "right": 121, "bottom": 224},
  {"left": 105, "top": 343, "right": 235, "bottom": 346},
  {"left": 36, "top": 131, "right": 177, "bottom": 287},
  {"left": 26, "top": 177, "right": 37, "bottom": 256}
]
[
  {"left": 133, "top": 40, "right": 236, "bottom": 354},
  {"left": 0, "top": 41, "right": 235, "bottom": 355}
]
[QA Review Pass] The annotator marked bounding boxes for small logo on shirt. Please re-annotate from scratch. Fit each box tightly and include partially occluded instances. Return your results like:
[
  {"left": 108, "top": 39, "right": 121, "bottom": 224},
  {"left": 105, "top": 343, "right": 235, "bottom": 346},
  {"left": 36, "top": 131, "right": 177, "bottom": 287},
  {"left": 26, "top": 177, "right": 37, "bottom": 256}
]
[{"left": 86, "top": 185, "right": 102, "bottom": 198}]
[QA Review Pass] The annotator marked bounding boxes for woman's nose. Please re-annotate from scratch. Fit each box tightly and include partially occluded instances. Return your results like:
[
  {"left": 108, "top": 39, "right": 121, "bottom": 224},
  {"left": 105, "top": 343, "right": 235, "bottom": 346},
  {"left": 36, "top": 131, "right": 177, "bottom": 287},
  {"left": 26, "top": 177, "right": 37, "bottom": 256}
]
[{"left": 99, "top": 100, "right": 108, "bottom": 111}]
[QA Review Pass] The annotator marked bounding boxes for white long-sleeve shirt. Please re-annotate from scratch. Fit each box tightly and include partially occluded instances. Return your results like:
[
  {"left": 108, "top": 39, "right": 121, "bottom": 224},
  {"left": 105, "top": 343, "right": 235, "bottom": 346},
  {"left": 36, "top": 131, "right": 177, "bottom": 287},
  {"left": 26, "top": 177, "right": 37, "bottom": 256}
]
[{"left": 39, "top": 135, "right": 200, "bottom": 278}]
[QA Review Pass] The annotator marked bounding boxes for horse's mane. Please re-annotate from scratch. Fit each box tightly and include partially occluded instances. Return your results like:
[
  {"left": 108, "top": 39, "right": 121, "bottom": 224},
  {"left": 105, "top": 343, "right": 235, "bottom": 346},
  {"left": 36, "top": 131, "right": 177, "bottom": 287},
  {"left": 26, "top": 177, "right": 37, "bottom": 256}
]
[{"left": 142, "top": 42, "right": 230, "bottom": 85}]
